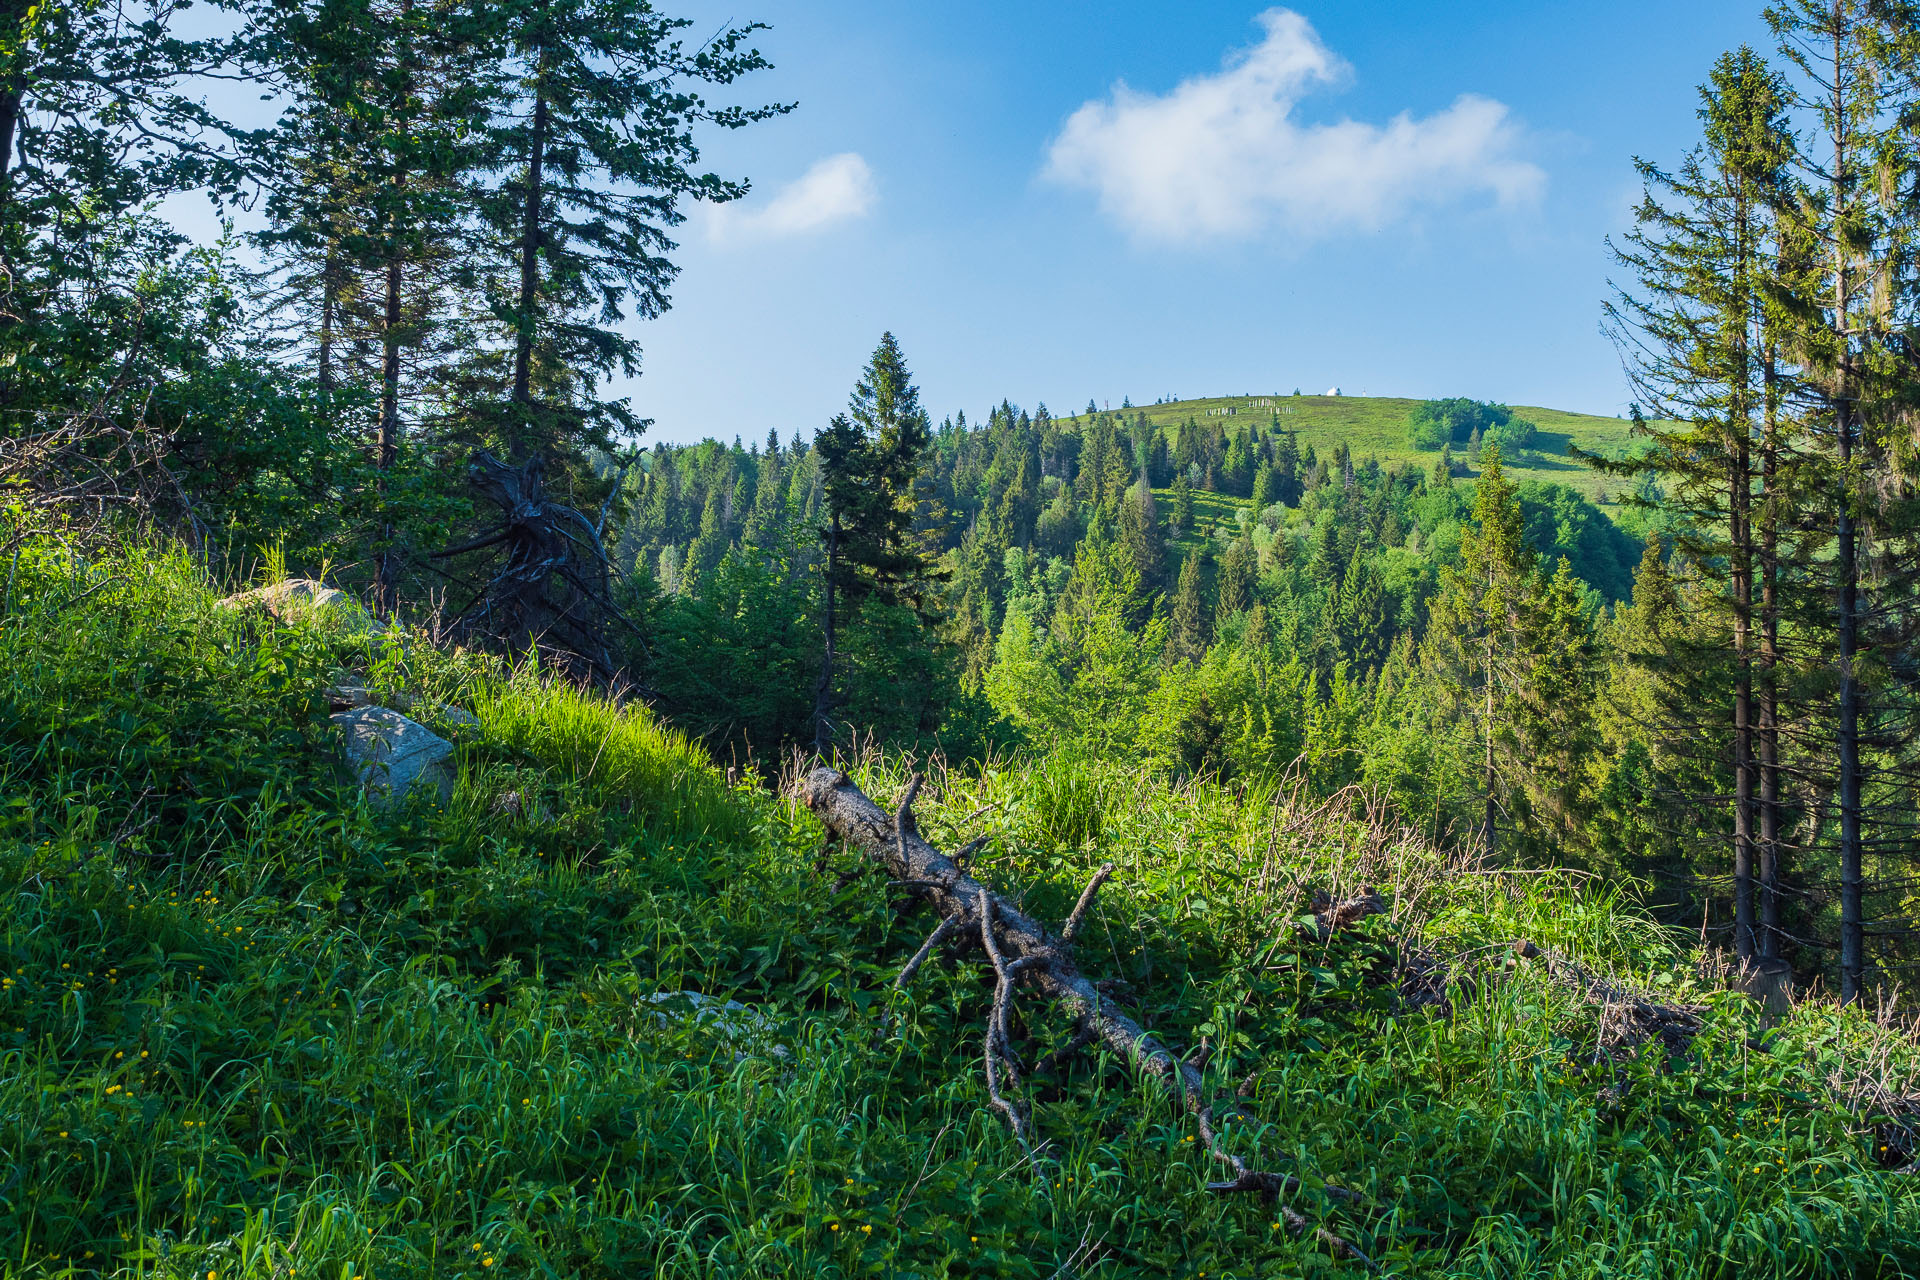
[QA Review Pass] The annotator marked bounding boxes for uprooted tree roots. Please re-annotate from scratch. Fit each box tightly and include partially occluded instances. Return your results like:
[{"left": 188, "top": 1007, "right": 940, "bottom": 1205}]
[
  {"left": 801, "top": 766, "right": 1380, "bottom": 1267},
  {"left": 428, "top": 452, "right": 638, "bottom": 683}
]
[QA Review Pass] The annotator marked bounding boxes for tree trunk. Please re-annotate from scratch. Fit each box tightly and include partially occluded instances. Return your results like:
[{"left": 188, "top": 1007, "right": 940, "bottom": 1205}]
[
  {"left": 0, "top": 84, "right": 19, "bottom": 215},
  {"left": 1835, "top": 407, "right": 1863, "bottom": 1002},
  {"left": 509, "top": 45, "right": 550, "bottom": 459},
  {"left": 1759, "top": 345, "right": 1783, "bottom": 958},
  {"left": 812, "top": 515, "right": 841, "bottom": 754},
  {"left": 1731, "top": 195, "right": 1756, "bottom": 962},
  {"left": 1830, "top": 22, "right": 1865, "bottom": 1003},
  {"left": 798, "top": 765, "right": 1374, "bottom": 1263},
  {"left": 1483, "top": 616, "right": 1497, "bottom": 856},
  {"left": 376, "top": 250, "right": 402, "bottom": 618},
  {"left": 0, "top": 0, "right": 27, "bottom": 232},
  {"left": 373, "top": 0, "right": 415, "bottom": 622},
  {"left": 317, "top": 246, "right": 341, "bottom": 396}
]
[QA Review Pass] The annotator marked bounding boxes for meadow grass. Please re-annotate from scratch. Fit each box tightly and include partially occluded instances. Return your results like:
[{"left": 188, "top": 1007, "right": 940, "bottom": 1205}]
[{"left": 1, "top": 534, "right": 1916, "bottom": 1278}]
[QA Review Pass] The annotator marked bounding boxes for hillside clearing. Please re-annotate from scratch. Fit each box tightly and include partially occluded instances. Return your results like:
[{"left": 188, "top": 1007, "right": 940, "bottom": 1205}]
[{"left": 1068, "top": 395, "right": 1642, "bottom": 510}]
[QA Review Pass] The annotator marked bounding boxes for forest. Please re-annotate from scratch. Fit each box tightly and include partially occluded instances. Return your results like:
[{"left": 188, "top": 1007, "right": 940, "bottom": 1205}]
[{"left": 5, "top": 0, "right": 1920, "bottom": 1277}]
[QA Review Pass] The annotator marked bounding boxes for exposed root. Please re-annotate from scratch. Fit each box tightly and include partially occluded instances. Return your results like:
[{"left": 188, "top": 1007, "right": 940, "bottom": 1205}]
[{"left": 804, "top": 766, "right": 1378, "bottom": 1267}]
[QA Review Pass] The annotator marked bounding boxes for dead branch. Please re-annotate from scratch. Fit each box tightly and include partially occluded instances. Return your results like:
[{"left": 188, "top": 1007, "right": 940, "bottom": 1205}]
[
  {"left": 803, "top": 766, "right": 1376, "bottom": 1267},
  {"left": 897, "top": 917, "right": 959, "bottom": 991},
  {"left": 1062, "top": 862, "right": 1115, "bottom": 944},
  {"left": 979, "top": 886, "right": 1036, "bottom": 1157}
]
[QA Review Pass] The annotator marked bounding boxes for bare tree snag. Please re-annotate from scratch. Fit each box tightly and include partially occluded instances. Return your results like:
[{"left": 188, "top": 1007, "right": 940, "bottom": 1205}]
[{"left": 801, "top": 766, "right": 1376, "bottom": 1268}]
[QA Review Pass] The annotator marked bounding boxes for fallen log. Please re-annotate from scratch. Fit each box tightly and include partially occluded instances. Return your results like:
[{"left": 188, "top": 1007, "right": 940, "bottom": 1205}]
[
  {"left": 1511, "top": 940, "right": 1705, "bottom": 1058},
  {"left": 801, "top": 766, "right": 1377, "bottom": 1267}
]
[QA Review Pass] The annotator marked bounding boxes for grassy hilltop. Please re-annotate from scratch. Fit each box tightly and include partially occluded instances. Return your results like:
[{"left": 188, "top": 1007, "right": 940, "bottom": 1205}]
[
  {"left": 3, "top": 534, "right": 1918, "bottom": 1278},
  {"left": 1066, "top": 395, "right": 1642, "bottom": 508}
]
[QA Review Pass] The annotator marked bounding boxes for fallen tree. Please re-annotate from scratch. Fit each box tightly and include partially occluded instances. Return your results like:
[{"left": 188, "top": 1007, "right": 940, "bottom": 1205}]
[{"left": 800, "top": 765, "right": 1378, "bottom": 1267}]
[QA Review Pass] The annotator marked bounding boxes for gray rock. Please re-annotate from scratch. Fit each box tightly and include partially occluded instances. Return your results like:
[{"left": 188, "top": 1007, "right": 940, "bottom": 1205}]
[
  {"left": 322, "top": 684, "right": 475, "bottom": 730},
  {"left": 644, "top": 991, "right": 789, "bottom": 1059},
  {"left": 423, "top": 702, "right": 481, "bottom": 731},
  {"left": 219, "top": 579, "right": 387, "bottom": 639},
  {"left": 490, "top": 789, "right": 549, "bottom": 822},
  {"left": 325, "top": 684, "right": 374, "bottom": 711},
  {"left": 333, "top": 706, "right": 454, "bottom": 808}
]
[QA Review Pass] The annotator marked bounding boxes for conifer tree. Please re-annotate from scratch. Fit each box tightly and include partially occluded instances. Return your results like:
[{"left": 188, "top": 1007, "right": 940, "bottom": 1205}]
[
  {"left": 1336, "top": 553, "right": 1392, "bottom": 676},
  {"left": 0, "top": 0, "right": 246, "bottom": 418},
  {"left": 1118, "top": 475, "right": 1166, "bottom": 605},
  {"left": 1273, "top": 429, "right": 1303, "bottom": 506},
  {"left": 1423, "top": 448, "right": 1554, "bottom": 854},
  {"left": 1605, "top": 44, "right": 1793, "bottom": 959},
  {"left": 1215, "top": 531, "right": 1255, "bottom": 627},
  {"left": 1764, "top": 0, "right": 1920, "bottom": 1000},
  {"left": 465, "top": 0, "right": 786, "bottom": 468},
  {"left": 1171, "top": 472, "right": 1194, "bottom": 532},
  {"left": 1252, "top": 461, "right": 1280, "bottom": 508},
  {"left": 1168, "top": 550, "right": 1210, "bottom": 664},
  {"left": 811, "top": 333, "right": 943, "bottom": 751}
]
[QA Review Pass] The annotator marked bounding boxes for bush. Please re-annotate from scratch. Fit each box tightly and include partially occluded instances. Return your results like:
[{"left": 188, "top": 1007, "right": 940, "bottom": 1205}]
[
  {"left": 1407, "top": 397, "right": 1532, "bottom": 452},
  {"left": 1484, "top": 414, "right": 1539, "bottom": 458}
]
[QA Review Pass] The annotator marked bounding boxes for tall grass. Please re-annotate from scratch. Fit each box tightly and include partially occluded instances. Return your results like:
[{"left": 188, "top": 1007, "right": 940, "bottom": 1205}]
[{"left": 469, "top": 671, "right": 747, "bottom": 845}]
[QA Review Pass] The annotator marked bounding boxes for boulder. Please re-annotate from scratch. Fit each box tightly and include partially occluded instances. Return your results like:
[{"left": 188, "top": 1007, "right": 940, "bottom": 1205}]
[
  {"left": 414, "top": 700, "right": 481, "bottom": 732},
  {"left": 644, "top": 991, "right": 789, "bottom": 1059},
  {"left": 333, "top": 706, "right": 454, "bottom": 808},
  {"left": 320, "top": 680, "right": 476, "bottom": 731},
  {"left": 219, "top": 579, "right": 387, "bottom": 639},
  {"left": 325, "top": 683, "right": 374, "bottom": 712}
]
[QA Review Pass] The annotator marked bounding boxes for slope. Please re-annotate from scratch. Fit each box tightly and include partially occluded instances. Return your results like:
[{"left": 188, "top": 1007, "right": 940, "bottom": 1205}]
[
  {"left": 2, "top": 534, "right": 1916, "bottom": 1279},
  {"left": 1071, "top": 394, "right": 1641, "bottom": 508}
]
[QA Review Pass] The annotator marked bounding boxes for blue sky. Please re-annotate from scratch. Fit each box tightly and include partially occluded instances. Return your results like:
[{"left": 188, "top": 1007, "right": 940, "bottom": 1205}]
[
  {"left": 619, "top": 1, "right": 1774, "bottom": 445},
  {"left": 169, "top": 2, "right": 1775, "bottom": 445}
]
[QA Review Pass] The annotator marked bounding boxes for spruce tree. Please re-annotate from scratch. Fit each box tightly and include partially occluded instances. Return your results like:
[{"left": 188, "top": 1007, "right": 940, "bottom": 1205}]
[
  {"left": 1423, "top": 448, "right": 1549, "bottom": 854},
  {"left": 1118, "top": 475, "right": 1167, "bottom": 607},
  {"left": 1168, "top": 550, "right": 1210, "bottom": 663},
  {"left": 1215, "top": 532, "right": 1255, "bottom": 627},
  {"left": 811, "top": 333, "right": 944, "bottom": 751},
  {"left": 466, "top": 0, "right": 786, "bottom": 468},
  {"left": 1761, "top": 0, "right": 1920, "bottom": 999},
  {"left": 1252, "top": 461, "right": 1280, "bottom": 508},
  {"left": 1171, "top": 472, "right": 1194, "bottom": 532},
  {"left": 1605, "top": 44, "right": 1793, "bottom": 959},
  {"left": 1273, "top": 429, "right": 1303, "bottom": 506}
]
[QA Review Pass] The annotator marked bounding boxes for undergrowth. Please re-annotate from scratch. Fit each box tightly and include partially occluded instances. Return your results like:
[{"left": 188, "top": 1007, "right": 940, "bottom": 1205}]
[{"left": 1, "top": 535, "right": 1916, "bottom": 1279}]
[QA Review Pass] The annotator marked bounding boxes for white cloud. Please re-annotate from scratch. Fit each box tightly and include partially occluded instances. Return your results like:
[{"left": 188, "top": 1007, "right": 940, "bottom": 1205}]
[
  {"left": 706, "top": 153, "right": 877, "bottom": 243},
  {"left": 1043, "top": 9, "right": 1544, "bottom": 244}
]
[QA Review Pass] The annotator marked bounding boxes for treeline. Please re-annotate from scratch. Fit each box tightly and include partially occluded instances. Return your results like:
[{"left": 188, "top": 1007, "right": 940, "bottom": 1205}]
[
  {"left": 621, "top": 273, "right": 1917, "bottom": 1001},
  {"left": 615, "top": 396, "right": 1640, "bottom": 720}
]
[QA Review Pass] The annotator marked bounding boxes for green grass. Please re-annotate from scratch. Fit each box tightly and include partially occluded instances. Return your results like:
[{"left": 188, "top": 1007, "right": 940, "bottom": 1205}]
[
  {"left": 1073, "top": 395, "right": 1643, "bottom": 509},
  {"left": 3, "top": 532, "right": 1918, "bottom": 1278}
]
